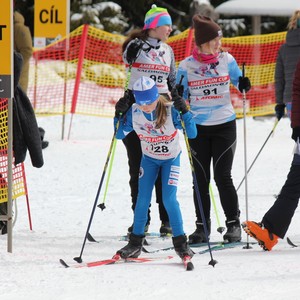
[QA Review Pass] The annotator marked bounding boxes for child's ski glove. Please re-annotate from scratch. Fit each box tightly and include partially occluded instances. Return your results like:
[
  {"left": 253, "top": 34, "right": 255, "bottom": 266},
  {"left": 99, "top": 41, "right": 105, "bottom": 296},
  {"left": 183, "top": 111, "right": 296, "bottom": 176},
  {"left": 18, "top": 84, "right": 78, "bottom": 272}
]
[
  {"left": 171, "top": 87, "right": 188, "bottom": 114},
  {"left": 115, "top": 92, "right": 130, "bottom": 116}
]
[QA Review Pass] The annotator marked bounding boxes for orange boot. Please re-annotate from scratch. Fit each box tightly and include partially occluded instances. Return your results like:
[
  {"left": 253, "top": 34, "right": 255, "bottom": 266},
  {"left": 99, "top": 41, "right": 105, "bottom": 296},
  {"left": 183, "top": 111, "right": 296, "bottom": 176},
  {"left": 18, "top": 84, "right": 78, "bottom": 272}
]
[{"left": 242, "top": 221, "right": 279, "bottom": 251}]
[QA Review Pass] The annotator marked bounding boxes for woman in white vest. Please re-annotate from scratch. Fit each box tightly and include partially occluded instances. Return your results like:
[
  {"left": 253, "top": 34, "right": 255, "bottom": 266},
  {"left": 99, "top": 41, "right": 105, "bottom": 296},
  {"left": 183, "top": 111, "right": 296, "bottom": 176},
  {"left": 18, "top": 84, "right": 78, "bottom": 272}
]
[{"left": 176, "top": 15, "right": 251, "bottom": 244}]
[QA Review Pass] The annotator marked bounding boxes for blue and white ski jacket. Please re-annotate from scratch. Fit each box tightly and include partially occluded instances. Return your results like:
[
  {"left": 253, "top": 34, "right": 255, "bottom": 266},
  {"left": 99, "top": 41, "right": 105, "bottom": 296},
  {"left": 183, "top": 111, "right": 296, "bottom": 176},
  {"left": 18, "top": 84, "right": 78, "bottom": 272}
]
[
  {"left": 123, "top": 37, "right": 176, "bottom": 93},
  {"left": 114, "top": 105, "right": 197, "bottom": 160},
  {"left": 176, "top": 52, "right": 242, "bottom": 126}
]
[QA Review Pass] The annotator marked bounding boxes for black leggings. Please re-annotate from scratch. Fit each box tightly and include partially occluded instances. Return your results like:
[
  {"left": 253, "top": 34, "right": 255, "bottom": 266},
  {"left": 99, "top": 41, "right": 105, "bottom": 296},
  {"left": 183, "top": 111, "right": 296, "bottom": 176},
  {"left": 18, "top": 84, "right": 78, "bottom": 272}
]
[
  {"left": 262, "top": 154, "right": 300, "bottom": 238},
  {"left": 188, "top": 120, "right": 240, "bottom": 222},
  {"left": 122, "top": 130, "right": 169, "bottom": 223}
]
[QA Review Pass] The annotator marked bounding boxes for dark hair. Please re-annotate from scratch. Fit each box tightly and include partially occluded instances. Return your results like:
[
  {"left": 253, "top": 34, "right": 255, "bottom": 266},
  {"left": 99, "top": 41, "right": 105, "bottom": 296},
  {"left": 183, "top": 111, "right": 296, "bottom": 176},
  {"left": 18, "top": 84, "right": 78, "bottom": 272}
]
[{"left": 122, "top": 29, "right": 149, "bottom": 53}]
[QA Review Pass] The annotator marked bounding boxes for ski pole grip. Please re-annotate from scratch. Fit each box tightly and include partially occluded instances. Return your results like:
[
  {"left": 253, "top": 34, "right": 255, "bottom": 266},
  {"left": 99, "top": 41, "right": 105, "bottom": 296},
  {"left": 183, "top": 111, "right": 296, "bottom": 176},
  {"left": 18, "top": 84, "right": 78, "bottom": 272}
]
[
  {"left": 179, "top": 74, "right": 184, "bottom": 85},
  {"left": 174, "top": 75, "right": 184, "bottom": 98},
  {"left": 242, "top": 62, "right": 245, "bottom": 78}
]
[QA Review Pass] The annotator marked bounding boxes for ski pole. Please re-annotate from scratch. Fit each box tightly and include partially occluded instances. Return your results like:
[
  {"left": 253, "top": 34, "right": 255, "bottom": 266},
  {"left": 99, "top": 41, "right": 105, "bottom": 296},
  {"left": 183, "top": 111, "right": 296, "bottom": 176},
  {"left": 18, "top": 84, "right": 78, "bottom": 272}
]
[
  {"left": 74, "top": 66, "right": 133, "bottom": 262},
  {"left": 241, "top": 63, "right": 252, "bottom": 249},
  {"left": 176, "top": 75, "right": 217, "bottom": 266},
  {"left": 209, "top": 183, "right": 225, "bottom": 233},
  {"left": 236, "top": 119, "right": 279, "bottom": 191},
  {"left": 98, "top": 66, "right": 133, "bottom": 210},
  {"left": 180, "top": 116, "right": 217, "bottom": 267},
  {"left": 73, "top": 118, "right": 122, "bottom": 263},
  {"left": 98, "top": 136, "right": 118, "bottom": 210}
]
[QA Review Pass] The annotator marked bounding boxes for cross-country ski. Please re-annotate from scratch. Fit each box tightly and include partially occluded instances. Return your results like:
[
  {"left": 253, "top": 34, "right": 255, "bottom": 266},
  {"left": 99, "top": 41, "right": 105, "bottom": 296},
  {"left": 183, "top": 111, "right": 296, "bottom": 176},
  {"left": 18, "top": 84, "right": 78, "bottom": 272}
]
[{"left": 59, "top": 255, "right": 175, "bottom": 269}]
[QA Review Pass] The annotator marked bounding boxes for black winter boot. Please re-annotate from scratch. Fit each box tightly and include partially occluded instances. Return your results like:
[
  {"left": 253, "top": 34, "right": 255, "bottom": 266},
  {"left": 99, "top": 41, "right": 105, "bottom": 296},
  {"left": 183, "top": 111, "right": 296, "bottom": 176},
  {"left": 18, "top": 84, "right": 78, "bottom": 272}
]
[
  {"left": 117, "top": 233, "right": 144, "bottom": 259},
  {"left": 223, "top": 218, "right": 241, "bottom": 242},
  {"left": 188, "top": 219, "right": 211, "bottom": 244},
  {"left": 172, "top": 235, "right": 194, "bottom": 259}
]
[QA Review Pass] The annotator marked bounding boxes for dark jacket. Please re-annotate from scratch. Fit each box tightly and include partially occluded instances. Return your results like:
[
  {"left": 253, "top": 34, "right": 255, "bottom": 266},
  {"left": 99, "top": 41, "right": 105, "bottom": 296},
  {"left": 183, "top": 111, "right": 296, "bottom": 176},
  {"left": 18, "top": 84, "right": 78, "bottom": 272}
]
[
  {"left": 13, "top": 51, "right": 43, "bottom": 168},
  {"left": 275, "top": 28, "right": 300, "bottom": 104},
  {"left": 292, "top": 59, "right": 300, "bottom": 129}
]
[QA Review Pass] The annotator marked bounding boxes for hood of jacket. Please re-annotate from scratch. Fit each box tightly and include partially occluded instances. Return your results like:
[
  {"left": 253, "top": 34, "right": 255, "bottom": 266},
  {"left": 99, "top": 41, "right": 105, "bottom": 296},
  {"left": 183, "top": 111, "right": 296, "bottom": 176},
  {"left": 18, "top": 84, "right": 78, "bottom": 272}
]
[
  {"left": 286, "top": 28, "right": 300, "bottom": 47},
  {"left": 14, "top": 11, "right": 25, "bottom": 25}
]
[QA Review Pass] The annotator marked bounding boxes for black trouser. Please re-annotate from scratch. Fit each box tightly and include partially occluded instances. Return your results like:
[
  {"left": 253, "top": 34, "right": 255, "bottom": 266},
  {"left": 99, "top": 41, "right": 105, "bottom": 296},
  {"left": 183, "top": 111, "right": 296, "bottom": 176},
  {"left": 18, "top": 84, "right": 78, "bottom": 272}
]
[
  {"left": 262, "top": 153, "right": 300, "bottom": 238},
  {"left": 188, "top": 120, "right": 240, "bottom": 222},
  {"left": 122, "top": 130, "right": 169, "bottom": 224}
]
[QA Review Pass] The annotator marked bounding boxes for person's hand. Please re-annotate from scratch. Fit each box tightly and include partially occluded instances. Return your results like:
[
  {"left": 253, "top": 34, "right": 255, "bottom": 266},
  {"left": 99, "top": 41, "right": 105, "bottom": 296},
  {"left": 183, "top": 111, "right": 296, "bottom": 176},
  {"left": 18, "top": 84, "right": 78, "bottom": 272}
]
[
  {"left": 126, "top": 39, "right": 143, "bottom": 65},
  {"left": 275, "top": 103, "right": 286, "bottom": 121},
  {"left": 292, "top": 127, "right": 300, "bottom": 142},
  {"left": 238, "top": 76, "right": 251, "bottom": 93},
  {"left": 175, "top": 83, "right": 184, "bottom": 97},
  {"left": 171, "top": 87, "right": 188, "bottom": 114},
  {"left": 115, "top": 92, "right": 130, "bottom": 116}
]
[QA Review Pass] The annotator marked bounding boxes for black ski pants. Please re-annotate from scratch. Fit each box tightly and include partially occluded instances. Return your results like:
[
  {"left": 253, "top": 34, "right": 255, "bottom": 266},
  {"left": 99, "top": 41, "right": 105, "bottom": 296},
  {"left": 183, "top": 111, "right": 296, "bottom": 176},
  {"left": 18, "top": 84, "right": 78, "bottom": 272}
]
[
  {"left": 188, "top": 120, "right": 240, "bottom": 223},
  {"left": 262, "top": 153, "right": 300, "bottom": 238},
  {"left": 122, "top": 130, "right": 169, "bottom": 224}
]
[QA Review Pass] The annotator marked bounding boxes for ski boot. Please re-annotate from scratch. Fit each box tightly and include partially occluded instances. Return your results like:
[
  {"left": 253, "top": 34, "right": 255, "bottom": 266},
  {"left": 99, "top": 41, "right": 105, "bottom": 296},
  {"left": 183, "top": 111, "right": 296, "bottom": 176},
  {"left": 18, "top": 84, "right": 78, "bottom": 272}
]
[
  {"left": 116, "top": 233, "right": 145, "bottom": 259},
  {"left": 242, "top": 221, "right": 278, "bottom": 251},
  {"left": 159, "top": 221, "right": 172, "bottom": 236},
  {"left": 223, "top": 218, "right": 241, "bottom": 243},
  {"left": 172, "top": 235, "right": 194, "bottom": 259},
  {"left": 188, "top": 219, "right": 211, "bottom": 244}
]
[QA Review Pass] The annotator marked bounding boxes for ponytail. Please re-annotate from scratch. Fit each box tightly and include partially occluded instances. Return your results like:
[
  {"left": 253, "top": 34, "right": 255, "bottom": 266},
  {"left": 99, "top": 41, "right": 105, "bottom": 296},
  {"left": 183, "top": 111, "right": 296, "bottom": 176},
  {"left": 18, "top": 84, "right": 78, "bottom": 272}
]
[{"left": 155, "top": 95, "right": 169, "bottom": 129}]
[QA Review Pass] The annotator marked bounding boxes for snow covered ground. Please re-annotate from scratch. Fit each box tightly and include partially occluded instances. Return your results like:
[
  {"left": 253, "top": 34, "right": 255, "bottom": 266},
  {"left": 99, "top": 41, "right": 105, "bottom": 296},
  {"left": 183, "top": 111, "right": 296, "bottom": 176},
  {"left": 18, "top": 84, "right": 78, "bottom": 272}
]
[{"left": 1, "top": 114, "right": 300, "bottom": 300}]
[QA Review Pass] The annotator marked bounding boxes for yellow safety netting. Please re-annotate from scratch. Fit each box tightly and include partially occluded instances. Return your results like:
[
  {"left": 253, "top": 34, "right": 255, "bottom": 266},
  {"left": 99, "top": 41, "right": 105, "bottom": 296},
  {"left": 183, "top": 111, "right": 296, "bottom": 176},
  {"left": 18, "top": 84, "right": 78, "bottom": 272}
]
[{"left": 28, "top": 26, "right": 286, "bottom": 118}]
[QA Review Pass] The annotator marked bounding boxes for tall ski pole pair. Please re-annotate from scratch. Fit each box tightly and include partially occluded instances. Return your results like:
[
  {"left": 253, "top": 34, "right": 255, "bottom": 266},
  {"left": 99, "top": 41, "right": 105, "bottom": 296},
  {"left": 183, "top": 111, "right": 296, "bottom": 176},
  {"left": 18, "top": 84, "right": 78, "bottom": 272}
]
[
  {"left": 74, "top": 65, "right": 132, "bottom": 263},
  {"left": 176, "top": 76, "right": 217, "bottom": 266}
]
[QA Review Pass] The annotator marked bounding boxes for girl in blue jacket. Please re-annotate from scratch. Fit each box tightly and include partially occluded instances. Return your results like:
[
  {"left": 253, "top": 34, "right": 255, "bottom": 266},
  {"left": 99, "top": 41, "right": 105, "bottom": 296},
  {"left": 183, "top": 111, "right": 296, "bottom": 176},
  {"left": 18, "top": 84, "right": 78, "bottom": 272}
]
[{"left": 114, "top": 76, "right": 196, "bottom": 259}]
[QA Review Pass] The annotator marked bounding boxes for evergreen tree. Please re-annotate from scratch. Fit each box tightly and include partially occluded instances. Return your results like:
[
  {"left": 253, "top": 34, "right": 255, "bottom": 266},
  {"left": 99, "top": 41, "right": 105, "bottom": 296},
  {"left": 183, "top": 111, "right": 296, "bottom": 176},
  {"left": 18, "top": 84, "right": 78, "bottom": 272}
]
[{"left": 14, "top": 0, "right": 289, "bottom": 37}]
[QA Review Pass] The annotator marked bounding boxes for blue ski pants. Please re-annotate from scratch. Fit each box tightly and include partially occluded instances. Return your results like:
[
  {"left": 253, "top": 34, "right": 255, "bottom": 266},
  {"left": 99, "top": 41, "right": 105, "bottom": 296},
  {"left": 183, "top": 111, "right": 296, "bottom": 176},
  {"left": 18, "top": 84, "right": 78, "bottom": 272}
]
[{"left": 132, "top": 153, "right": 185, "bottom": 237}]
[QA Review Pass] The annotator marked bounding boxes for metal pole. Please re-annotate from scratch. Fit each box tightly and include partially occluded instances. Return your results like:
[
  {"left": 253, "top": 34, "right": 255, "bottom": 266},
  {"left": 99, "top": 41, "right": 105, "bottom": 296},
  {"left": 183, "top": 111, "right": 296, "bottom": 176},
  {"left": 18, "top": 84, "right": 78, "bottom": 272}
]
[
  {"left": 241, "top": 63, "right": 251, "bottom": 249},
  {"left": 7, "top": 0, "right": 14, "bottom": 252},
  {"left": 61, "top": 0, "right": 70, "bottom": 140},
  {"left": 237, "top": 119, "right": 279, "bottom": 191}
]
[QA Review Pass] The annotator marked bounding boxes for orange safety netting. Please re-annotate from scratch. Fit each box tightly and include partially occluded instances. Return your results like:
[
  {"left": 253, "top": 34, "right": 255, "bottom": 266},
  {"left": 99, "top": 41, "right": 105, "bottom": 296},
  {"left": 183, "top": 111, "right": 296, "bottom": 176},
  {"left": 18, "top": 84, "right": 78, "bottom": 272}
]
[
  {"left": 0, "top": 98, "right": 28, "bottom": 203},
  {"left": 28, "top": 25, "right": 286, "bottom": 119}
]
